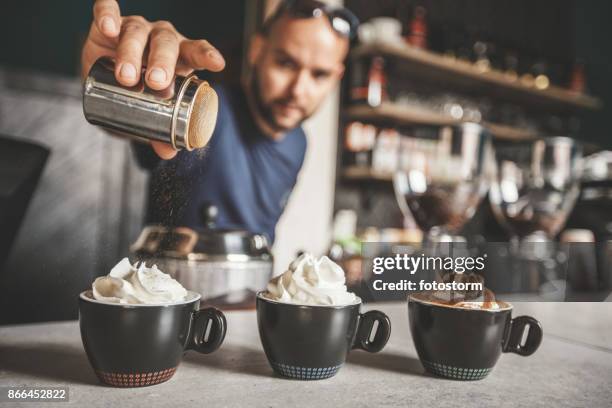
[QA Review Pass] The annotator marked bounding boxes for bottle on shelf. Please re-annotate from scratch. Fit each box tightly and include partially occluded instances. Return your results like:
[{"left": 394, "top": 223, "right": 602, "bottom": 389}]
[
  {"left": 405, "top": 6, "right": 428, "bottom": 50},
  {"left": 349, "top": 56, "right": 389, "bottom": 107},
  {"left": 348, "top": 57, "right": 368, "bottom": 104},
  {"left": 472, "top": 40, "right": 492, "bottom": 73},
  {"left": 367, "top": 56, "right": 388, "bottom": 107},
  {"left": 531, "top": 59, "right": 550, "bottom": 90},
  {"left": 569, "top": 60, "right": 587, "bottom": 94},
  {"left": 519, "top": 55, "right": 550, "bottom": 88},
  {"left": 343, "top": 121, "right": 377, "bottom": 168},
  {"left": 503, "top": 51, "right": 519, "bottom": 81},
  {"left": 372, "top": 128, "right": 400, "bottom": 174},
  {"left": 519, "top": 58, "right": 536, "bottom": 88}
]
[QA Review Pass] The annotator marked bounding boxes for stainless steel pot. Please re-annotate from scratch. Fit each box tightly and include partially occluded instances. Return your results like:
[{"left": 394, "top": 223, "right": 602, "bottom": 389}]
[
  {"left": 130, "top": 206, "right": 272, "bottom": 310},
  {"left": 567, "top": 151, "right": 612, "bottom": 291},
  {"left": 572, "top": 151, "right": 612, "bottom": 240}
]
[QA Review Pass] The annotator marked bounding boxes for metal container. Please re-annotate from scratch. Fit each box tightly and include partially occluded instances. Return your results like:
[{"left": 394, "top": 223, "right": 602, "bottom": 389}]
[
  {"left": 567, "top": 151, "right": 612, "bottom": 292},
  {"left": 83, "top": 57, "right": 218, "bottom": 151},
  {"left": 130, "top": 206, "right": 273, "bottom": 310}
]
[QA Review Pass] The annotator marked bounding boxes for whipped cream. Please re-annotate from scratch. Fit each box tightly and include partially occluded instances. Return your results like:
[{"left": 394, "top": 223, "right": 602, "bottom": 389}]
[
  {"left": 265, "top": 253, "right": 358, "bottom": 306},
  {"left": 92, "top": 258, "right": 188, "bottom": 304}
]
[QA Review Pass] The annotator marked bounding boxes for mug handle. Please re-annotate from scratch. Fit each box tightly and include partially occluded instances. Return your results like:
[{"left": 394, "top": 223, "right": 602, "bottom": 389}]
[
  {"left": 352, "top": 310, "right": 391, "bottom": 353},
  {"left": 188, "top": 307, "right": 227, "bottom": 354},
  {"left": 503, "top": 315, "right": 543, "bottom": 356}
]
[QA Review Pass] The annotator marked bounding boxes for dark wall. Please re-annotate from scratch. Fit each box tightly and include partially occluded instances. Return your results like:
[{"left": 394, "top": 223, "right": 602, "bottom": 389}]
[
  {"left": 348, "top": 0, "right": 576, "bottom": 62},
  {"left": 0, "top": 0, "right": 246, "bottom": 84},
  {"left": 575, "top": 2, "right": 612, "bottom": 148}
]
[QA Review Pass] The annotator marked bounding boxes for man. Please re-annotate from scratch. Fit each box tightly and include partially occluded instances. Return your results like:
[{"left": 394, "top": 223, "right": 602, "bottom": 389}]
[{"left": 82, "top": 0, "right": 358, "bottom": 242}]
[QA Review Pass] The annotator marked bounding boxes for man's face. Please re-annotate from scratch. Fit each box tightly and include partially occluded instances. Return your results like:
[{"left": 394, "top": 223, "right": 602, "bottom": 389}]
[{"left": 249, "top": 15, "right": 349, "bottom": 132}]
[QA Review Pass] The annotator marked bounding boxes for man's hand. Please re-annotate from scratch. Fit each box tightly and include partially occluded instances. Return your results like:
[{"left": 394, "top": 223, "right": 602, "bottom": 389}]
[{"left": 82, "top": 0, "right": 225, "bottom": 159}]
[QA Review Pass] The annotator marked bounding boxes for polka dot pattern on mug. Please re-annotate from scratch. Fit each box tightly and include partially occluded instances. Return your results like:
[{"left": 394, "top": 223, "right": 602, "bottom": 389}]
[
  {"left": 422, "top": 360, "right": 492, "bottom": 380},
  {"left": 95, "top": 368, "right": 177, "bottom": 387},
  {"left": 271, "top": 362, "right": 342, "bottom": 380}
]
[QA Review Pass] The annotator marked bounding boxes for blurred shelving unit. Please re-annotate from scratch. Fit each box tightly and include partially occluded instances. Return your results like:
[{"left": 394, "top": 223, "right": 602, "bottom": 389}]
[
  {"left": 338, "top": 43, "right": 603, "bottom": 184},
  {"left": 351, "top": 43, "right": 602, "bottom": 112},
  {"left": 344, "top": 103, "right": 538, "bottom": 141},
  {"left": 333, "top": 1, "right": 605, "bottom": 233}
]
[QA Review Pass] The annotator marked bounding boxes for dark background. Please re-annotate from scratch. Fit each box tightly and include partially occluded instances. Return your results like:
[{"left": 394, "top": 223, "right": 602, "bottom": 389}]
[{"left": 0, "top": 0, "right": 248, "bottom": 84}]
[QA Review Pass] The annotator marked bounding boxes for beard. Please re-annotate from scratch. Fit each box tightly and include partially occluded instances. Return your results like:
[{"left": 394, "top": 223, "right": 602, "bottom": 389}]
[{"left": 249, "top": 68, "right": 308, "bottom": 133}]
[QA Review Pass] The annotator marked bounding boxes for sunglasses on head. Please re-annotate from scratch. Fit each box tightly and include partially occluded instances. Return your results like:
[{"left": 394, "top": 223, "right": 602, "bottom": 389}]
[{"left": 275, "top": 0, "right": 360, "bottom": 39}]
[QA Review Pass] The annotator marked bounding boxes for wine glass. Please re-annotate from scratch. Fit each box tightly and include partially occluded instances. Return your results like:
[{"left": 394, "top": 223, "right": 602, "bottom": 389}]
[
  {"left": 489, "top": 137, "right": 583, "bottom": 295},
  {"left": 393, "top": 123, "right": 493, "bottom": 246},
  {"left": 489, "top": 137, "right": 582, "bottom": 244}
]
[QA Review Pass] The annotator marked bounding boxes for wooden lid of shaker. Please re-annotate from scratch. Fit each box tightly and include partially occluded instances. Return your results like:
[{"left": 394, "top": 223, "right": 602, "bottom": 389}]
[{"left": 187, "top": 81, "right": 218, "bottom": 150}]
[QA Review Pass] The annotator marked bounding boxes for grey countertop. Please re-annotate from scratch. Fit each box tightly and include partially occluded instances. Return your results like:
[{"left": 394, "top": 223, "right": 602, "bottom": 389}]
[{"left": 1, "top": 302, "right": 611, "bottom": 408}]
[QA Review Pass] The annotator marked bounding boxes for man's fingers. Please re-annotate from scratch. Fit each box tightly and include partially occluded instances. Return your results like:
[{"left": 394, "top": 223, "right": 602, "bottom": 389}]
[
  {"left": 151, "top": 141, "right": 178, "bottom": 160},
  {"left": 88, "top": 4, "right": 223, "bottom": 89},
  {"left": 180, "top": 39, "right": 226, "bottom": 72},
  {"left": 146, "top": 22, "right": 180, "bottom": 90},
  {"left": 93, "top": 0, "right": 121, "bottom": 38},
  {"left": 174, "top": 64, "right": 195, "bottom": 77},
  {"left": 114, "top": 16, "right": 150, "bottom": 86}
]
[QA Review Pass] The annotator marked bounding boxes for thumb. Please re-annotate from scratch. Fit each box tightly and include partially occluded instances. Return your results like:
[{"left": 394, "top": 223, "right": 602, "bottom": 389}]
[{"left": 151, "top": 141, "right": 178, "bottom": 160}]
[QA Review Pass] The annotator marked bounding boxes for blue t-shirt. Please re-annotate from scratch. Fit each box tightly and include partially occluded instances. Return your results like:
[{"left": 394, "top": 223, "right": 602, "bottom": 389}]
[{"left": 132, "top": 84, "right": 307, "bottom": 243}]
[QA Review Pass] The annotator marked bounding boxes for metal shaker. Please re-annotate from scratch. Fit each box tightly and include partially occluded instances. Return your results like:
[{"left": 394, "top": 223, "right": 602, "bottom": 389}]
[{"left": 83, "top": 57, "right": 218, "bottom": 151}]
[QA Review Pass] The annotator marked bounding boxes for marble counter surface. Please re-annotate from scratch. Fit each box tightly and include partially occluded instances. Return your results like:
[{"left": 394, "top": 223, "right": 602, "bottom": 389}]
[{"left": 1, "top": 302, "right": 611, "bottom": 408}]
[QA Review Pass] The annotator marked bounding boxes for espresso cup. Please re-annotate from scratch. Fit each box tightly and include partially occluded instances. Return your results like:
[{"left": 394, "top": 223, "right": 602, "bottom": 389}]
[
  {"left": 408, "top": 294, "right": 542, "bottom": 380},
  {"left": 79, "top": 290, "right": 226, "bottom": 387},
  {"left": 256, "top": 292, "right": 391, "bottom": 380}
]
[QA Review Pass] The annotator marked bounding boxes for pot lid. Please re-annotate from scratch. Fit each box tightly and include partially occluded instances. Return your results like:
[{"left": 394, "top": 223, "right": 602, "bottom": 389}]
[{"left": 130, "top": 205, "right": 272, "bottom": 261}]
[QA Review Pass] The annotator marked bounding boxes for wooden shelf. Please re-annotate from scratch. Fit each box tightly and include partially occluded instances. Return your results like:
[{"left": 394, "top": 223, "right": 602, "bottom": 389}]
[
  {"left": 352, "top": 43, "right": 602, "bottom": 112},
  {"left": 342, "top": 166, "right": 393, "bottom": 181},
  {"left": 344, "top": 103, "right": 537, "bottom": 141}
]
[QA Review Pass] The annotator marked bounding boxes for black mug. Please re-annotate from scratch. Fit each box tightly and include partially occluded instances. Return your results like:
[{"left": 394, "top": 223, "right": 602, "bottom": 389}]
[
  {"left": 79, "top": 290, "right": 226, "bottom": 387},
  {"left": 256, "top": 292, "right": 391, "bottom": 380},
  {"left": 408, "top": 294, "right": 542, "bottom": 380}
]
